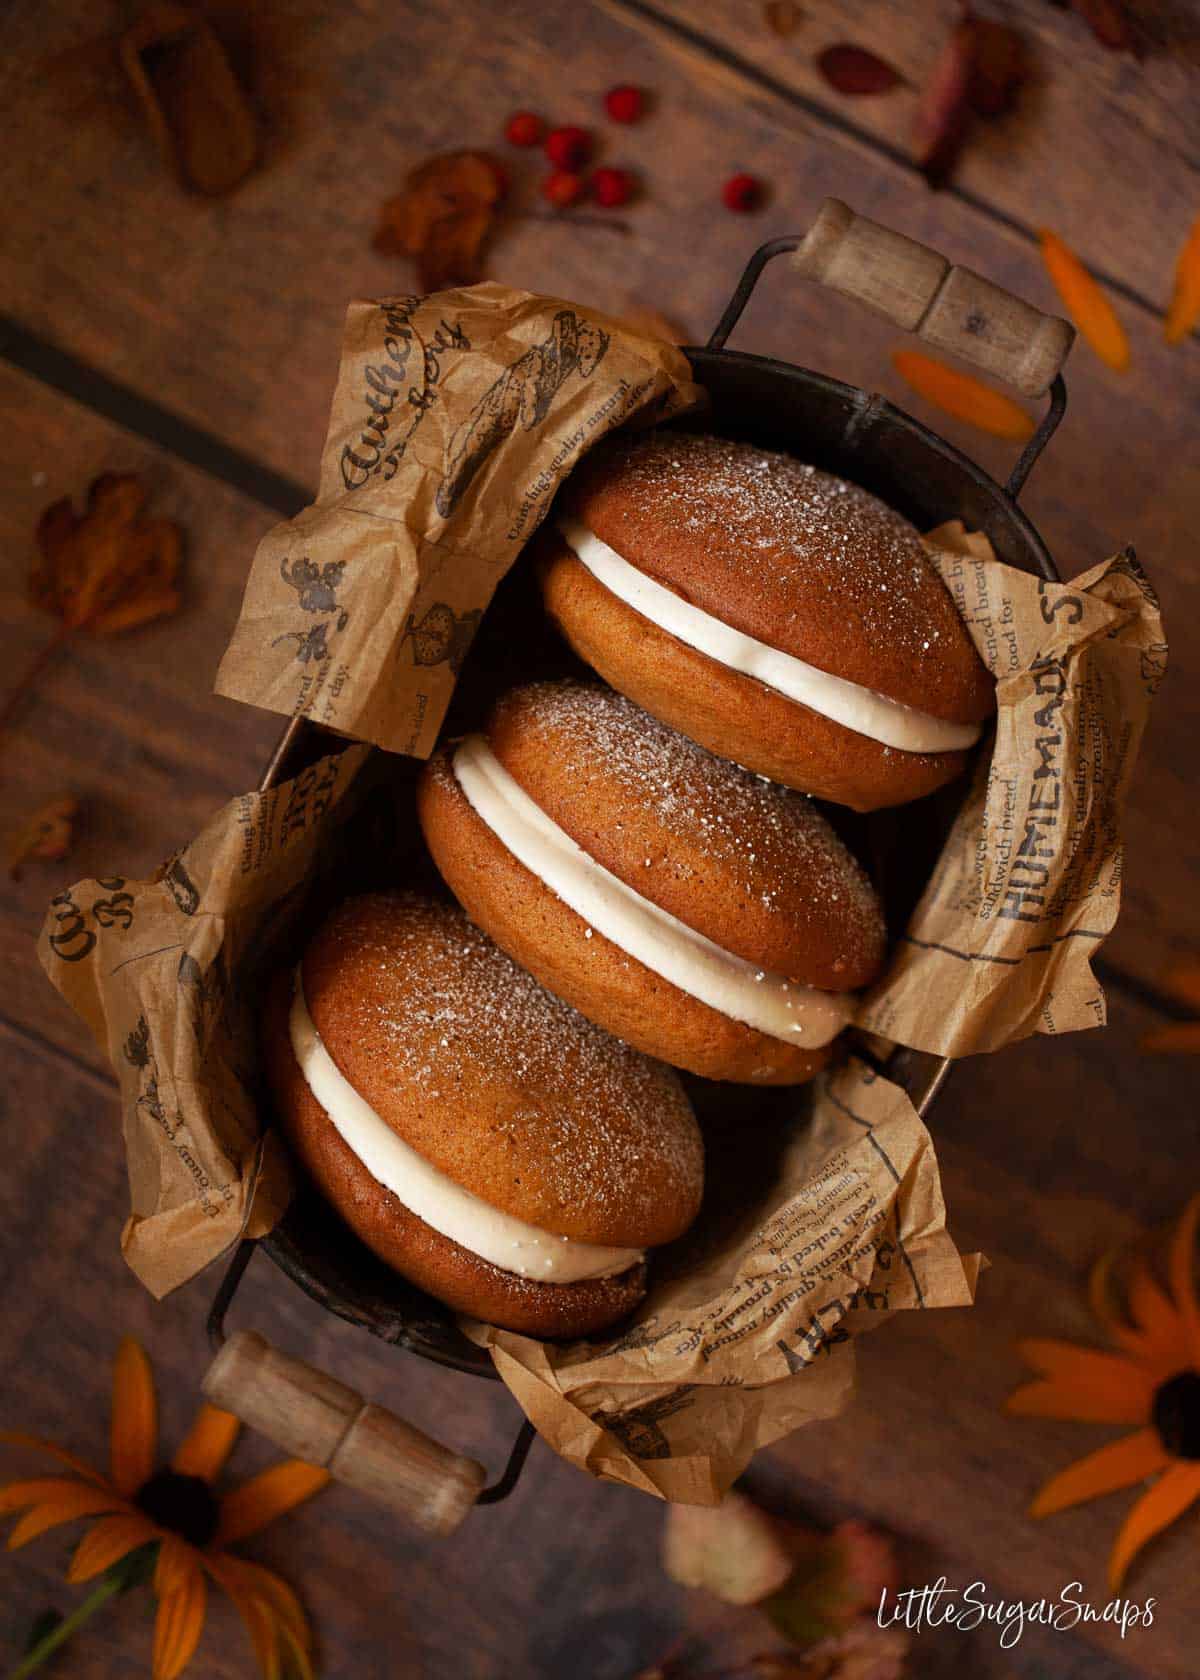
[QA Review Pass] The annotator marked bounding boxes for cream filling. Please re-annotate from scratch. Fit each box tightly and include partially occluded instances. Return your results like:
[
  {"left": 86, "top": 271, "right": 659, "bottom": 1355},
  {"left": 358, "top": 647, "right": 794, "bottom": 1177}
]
[
  {"left": 453, "top": 736, "right": 854, "bottom": 1049},
  {"left": 289, "top": 975, "right": 642, "bottom": 1283},
  {"left": 558, "top": 517, "right": 981, "bottom": 755}
]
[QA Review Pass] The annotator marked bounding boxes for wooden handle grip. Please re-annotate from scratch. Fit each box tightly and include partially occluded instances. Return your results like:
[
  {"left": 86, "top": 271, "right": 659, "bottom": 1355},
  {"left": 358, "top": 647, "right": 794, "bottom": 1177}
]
[
  {"left": 203, "top": 1331, "right": 486, "bottom": 1536},
  {"left": 792, "top": 198, "right": 1074, "bottom": 398}
]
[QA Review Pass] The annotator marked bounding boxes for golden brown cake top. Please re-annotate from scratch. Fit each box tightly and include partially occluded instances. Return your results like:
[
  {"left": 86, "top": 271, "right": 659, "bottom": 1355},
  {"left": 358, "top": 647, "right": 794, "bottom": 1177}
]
[
  {"left": 301, "top": 893, "right": 703, "bottom": 1247},
  {"left": 485, "top": 681, "right": 886, "bottom": 988},
  {"left": 565, "top": 430, "right": 994, "bottom": 724}
]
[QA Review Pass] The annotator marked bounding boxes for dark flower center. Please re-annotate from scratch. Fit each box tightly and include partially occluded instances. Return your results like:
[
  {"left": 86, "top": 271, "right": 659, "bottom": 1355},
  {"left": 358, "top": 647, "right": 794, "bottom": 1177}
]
[
  {"left": 1152, "top": 1370, "right": 1200, "bottom": 1460},
  {"left": 136, "top": 1469, "right": 220, "bottom": 1548}
]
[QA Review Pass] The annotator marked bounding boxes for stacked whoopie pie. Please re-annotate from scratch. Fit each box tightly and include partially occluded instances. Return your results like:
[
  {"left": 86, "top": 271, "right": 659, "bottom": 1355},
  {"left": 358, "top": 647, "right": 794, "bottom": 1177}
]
[{"left": 267, "top": 431, "right": 994, "bottom": 1336}]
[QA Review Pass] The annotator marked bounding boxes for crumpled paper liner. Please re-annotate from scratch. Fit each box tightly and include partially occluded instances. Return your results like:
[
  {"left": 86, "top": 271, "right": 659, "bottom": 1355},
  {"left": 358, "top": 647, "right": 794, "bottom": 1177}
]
[
  {"left": 214, "top": 284, "right": 701, "bottom": 758},
  {"left": 858, "top": 521, "right": 1166, "bottom": 1055},
  {"left": 467, "top": 1056, "right": 979, "bottom": 1501},
  {"left": 37, "top": 284, "right": 1162, "bottom": 1502}
]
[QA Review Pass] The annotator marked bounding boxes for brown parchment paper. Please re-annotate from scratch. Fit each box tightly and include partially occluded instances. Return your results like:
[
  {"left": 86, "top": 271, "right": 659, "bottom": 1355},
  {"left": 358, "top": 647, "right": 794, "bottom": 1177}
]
[
  {"left": 861, "top": 522, "right": 1166, "bottom": 1055},
  {"left": 214, "top": 285, "right": 702, "bottom": 757},
  {"left": 37, "top": 283, "right": 1161, "bottom": 1500}
]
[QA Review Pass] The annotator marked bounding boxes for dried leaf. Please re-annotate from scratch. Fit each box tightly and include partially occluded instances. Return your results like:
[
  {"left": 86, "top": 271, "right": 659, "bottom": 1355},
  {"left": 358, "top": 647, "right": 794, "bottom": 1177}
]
[
  {"left": 816, "top": 45, "right": 903, "bottom": 96},
  {"left": 662, "top": 1491, "right": 795, "bottom": 1606},
  {"left": 1165, "top": 213, "right": 1200, "bottom": 345},
  {"left": 1067, "top": 0, "right": 1140, "bottom": 54},
  {"left": 892, "top": 350, "right": 1036, "bottom": 439},
  {"left": 764, "top": 1, "right": 803, "bottom": 38},
  {"left": 120, "top": 2, "right": 259, "bottom": 196},
  {"left": 966, "top": 18, "right": 1026, "bottom": 117},
  {"left": 374, "top": 151, "right": 505, "bottom": 292},
  {"left": 31, "top": 475, "right": 183, "bottom": 635},
  {"left": 8, "top": 796, "right": 79, "bottom": 880},
  {"left": 1039, "top": 229, "right": 1130, "bottom": 370},
  {"left": 912, "top": 20, "right": 975, "bottom": 185},
  {"left": 765, "top": 1521, "right": 899, "bottom": 1647}
]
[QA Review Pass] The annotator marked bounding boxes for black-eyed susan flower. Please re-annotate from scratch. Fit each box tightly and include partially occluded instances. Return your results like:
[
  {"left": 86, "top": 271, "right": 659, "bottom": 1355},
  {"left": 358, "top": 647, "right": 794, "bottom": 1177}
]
[
  {"left": 1007, "top": 1194, "right": 1200, "bottom": 1590},
  {"left": 2, "top": 1337, "right": 328, "bottom": 1678}
]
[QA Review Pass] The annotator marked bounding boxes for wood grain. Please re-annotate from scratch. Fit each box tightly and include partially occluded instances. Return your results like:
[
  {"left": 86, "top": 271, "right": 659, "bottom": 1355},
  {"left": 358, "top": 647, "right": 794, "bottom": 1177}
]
[
  {"left": 1, "top": 0, "right": 1195, "bottom": 986},
  {"left": 2, "top": 987, "right": 1197, "bottom": 1678},
  {"left": 608, "top": 0, "right": 1200, "bottom": 313},
  {"left": 0, "top": 365, "right": 279, "bottom": 1071}
]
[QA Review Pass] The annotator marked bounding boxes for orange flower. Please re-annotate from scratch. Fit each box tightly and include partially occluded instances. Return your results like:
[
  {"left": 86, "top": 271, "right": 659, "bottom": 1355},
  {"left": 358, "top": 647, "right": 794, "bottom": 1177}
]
[
  {"left": 1006, "top": 1195, "right": 1200, "bottom": 1590},
  {"left": 3, "top": 1338, "right": 328, "bottom": 1678}
]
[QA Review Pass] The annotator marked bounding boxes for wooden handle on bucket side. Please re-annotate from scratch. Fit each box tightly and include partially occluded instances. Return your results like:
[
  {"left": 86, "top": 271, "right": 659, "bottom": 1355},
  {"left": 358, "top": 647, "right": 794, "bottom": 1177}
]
[
  {"left": 792, "top": 198, "right": 1074, "bottom": 398},
  {"left": 203, "top": 1331, "right": 487, "bottom": 1536}
]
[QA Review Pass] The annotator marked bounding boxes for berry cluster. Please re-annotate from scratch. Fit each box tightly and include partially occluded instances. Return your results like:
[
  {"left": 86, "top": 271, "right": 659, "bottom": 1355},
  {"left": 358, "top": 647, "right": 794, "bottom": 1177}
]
[{"left": 503, "top": 89, "right": 762, "bottom": 213}]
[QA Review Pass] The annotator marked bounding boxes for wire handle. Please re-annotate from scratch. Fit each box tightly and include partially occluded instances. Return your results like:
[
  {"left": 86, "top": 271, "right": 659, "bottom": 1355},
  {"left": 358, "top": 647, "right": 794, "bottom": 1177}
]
[
  {"left": 203, "top": 1330, "right": 486, "bottom": 1535},
  {"left": 791, "top": 199, "right": 1074, "bottom": 398}
]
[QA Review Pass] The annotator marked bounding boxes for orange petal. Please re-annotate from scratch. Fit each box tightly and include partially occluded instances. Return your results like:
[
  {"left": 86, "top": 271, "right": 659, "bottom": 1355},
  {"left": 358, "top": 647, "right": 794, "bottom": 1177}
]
[
  {"left": 172, "top": 1405, "right": 240, "bottom": 1483},
  {"left": 68, "top": 1512, "right": 157, "bottom": 1582},
  {"left": 1014, "top": 1339, "right": 1160, "bottom": 1409},
  {"left": 230, "top": 1560, "right": 312, "bottom": 1656},
  {"left": 6, "top": 1485, "right": 128, "bottom": 1548},
  {"left": 153, "top": 1553, "right": 207, "bottom": 1680},
  {"left": 1030, "top": 1428, "right": 1169, "bottom": 1518},
  {"left": 155, "top": 1533, "right": 193, "bottom": 1598},
  {"left": 1127, "top": 1260, "right": 1186, "bottom": 1356},
  {"left": 1039, "top": 229, "right": 1130, "bottom": 371},
  {"left": 1140, "top": 1022, "right": 1200, "bottom": 1054},
  {"left": 206, "top": 1555, "right": 280, "bottom": 1679},
  {"left": 1167, "top": 1194, "right": 1200, "bottom": 1355},
  {"left": 215, "top": 1462, "right": 330, "bottom": 1546},
  {"left": 111, "top": 1338, "right": 157, "bottom": 1498},
  {"left": 1165, "top": 213, "right": 1200, "bottom": 345},
  {"left": 0, "top": 1476, "right": 100, "bottom": 1516},
  {"left": 1108, "top": 1461, "right": 1200, "bottom": 1590},
  {"left": 278, "top": 1619, "right": 315, "bottom": 1680},
  {"left": 892, "top": 350, "right": 1035, "bottom": 440},
  {"left": 0, "top": 1431, "right": 108, "bottom": 1486},
  {"left": 1087, "top": 1251, "right": 1145, "bottom": 1355}
]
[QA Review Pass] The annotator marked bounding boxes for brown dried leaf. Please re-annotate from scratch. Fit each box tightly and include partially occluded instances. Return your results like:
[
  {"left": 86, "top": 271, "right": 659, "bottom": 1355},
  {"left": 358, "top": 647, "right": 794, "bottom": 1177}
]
[
  {"left": 662, "top": 1492, "right": 796, "bottom": 1606},
  {"left": 764, "top": 1, "right": 803, "bottom": 39},
  {"left": 32, "top": 475, "right": 183, "bottom": 635},
  {"left": 8, "top": 796, "right": 80, "bottom": 880},
  {"left": 374, "top": 151, "right": 505, "bottom": 292},
  {"left": 816, "top": 45, "right": 904, "bottom": 96},
  {"left": 120, "top": 2, "right": 259, "bottom": 195},
  {"left": 765, "top": 1520, "right": 899, "bottom": 1646},
  {"left": 912, "top": 18, "right": 976, "bottom": 185},
  {"left": 1067, "top": 0, "right": 1140, "bottom": 54},
  {"left": 966, "top": 18, "right": 1027, "bottom": 117}
]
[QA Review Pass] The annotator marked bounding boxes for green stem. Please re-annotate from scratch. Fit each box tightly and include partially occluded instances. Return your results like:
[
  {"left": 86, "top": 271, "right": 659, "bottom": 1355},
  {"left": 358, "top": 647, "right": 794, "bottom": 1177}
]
[{"left": 7, "top": 1574, "right": 123, "bottom": 1679}]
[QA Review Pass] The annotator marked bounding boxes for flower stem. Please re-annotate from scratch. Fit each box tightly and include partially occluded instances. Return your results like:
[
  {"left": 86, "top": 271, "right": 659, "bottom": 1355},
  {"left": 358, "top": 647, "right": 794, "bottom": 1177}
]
[
  {"left": 0, "top": 625, "right": 72, "bottom": 741},
  {"left": 7, "top": 1574, "right": 122, "bottom": 1679}
]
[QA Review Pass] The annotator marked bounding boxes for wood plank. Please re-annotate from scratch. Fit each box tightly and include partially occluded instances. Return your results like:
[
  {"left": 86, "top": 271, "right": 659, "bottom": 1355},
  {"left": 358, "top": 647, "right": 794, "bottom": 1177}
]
[
  {"left": 608, "top": 0, "right": 1200, "bottom": 314},
  {"left": 0, "top": 0, "right": 1193, "bottom": 988},
  {"left": 1, "top": 983, "right": 1196, "bottom": 1677},
  {"left": 0, "top": 365, "right": 280, "bottom": 1072}
]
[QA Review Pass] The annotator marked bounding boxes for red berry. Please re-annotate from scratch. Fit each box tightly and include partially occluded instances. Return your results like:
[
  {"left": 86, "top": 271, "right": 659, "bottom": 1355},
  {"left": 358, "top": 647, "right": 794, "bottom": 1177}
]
[
  {"left": 604, "top": 85, "right": 644, "bottom": 123},
  {"left": 591, "top": 166, "right": 635, "bottom": 208},
  {"left": 721, "top": 173, "right": 763, "bottom": 212},
  {"left": 545, "top": 125, "right": 593, "bottom": 171},
  {"left": 504, "top": 111, "right": 544, "bottom": 147},
  {"left": 542, "top": 170, "right": 585, "bottom": 209}
]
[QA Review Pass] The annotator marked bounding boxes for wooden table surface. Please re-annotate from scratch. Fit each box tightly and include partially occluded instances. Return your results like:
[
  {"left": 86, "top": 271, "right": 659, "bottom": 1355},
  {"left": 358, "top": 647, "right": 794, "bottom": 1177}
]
[{"left": 2, "top": 3, "right": 1198, "bottom": 1676}]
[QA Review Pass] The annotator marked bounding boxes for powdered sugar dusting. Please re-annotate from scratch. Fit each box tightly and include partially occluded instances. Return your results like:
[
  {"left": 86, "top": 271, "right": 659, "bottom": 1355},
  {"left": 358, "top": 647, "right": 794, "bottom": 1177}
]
[
  {"left": 582, "top": 431, "right": 940, "bottom": 662},
  {"left": 309, "top": 894, "right": 701, "bottom": 1238},
  {"left": 512, "top": 681, "right": 880, "bottom": 937}
]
